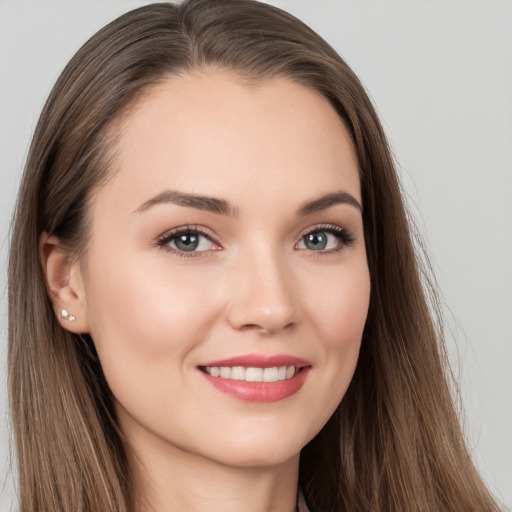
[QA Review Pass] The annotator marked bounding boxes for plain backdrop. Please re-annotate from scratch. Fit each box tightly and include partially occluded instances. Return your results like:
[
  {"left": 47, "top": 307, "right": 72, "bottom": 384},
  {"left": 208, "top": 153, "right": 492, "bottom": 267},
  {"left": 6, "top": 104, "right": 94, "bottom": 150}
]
[{"left": 1, "top": 1, "right": 511, "bottom": 510}]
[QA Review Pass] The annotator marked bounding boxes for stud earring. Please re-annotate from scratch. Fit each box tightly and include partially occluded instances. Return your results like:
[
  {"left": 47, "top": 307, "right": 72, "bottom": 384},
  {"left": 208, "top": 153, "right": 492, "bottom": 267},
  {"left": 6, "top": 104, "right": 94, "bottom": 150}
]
[{"left": 61, "top": 308, "right": 76, "bottom": 322}]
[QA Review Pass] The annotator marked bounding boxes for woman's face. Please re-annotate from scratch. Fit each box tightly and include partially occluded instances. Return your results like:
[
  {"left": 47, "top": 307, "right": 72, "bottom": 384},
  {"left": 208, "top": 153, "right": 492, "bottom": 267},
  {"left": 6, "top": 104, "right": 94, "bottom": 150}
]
[{"left": 78, "top": 73, "right": 370, "bottom": 469}]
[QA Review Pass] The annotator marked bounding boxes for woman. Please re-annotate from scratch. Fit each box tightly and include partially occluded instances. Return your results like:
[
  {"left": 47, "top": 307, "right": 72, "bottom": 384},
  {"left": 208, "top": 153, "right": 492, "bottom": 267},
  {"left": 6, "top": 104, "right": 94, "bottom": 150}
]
[{"left": 7, "top": 1, "right": 502, "bottom": 511}]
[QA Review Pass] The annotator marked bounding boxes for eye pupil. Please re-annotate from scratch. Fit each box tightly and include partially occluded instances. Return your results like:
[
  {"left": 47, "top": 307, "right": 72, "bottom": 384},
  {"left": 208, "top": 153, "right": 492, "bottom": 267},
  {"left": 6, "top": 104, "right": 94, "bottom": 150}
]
[
  {"left": 175, "top": 233, "right": 199, "bottom": 251},
  {"left": 305, "top": 232, "right": 327, "bottom": 250}
]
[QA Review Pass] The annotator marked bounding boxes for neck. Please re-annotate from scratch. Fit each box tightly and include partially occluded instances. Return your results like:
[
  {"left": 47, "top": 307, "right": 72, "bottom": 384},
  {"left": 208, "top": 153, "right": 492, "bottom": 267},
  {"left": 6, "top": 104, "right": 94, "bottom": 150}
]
[{"left": 127, "top": 425, "right": 300, "bottom": 512}]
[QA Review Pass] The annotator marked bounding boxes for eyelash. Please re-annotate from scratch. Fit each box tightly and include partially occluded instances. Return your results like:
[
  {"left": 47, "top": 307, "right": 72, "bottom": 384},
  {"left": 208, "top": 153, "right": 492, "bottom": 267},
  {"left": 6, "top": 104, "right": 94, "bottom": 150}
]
[
  {"left": 298, "top": 224, "right": 356, "bottom": 254},
  {"left": 156, "top": 223, "right": 355, "bottom": 258},
  {"left": 156, "top": 225, "right": 220, "bottom": 258}
]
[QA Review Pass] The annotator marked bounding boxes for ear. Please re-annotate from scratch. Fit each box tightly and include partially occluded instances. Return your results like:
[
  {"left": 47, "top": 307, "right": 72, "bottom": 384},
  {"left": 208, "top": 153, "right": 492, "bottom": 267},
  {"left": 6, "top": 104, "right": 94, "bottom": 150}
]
[{"left": 39, "top": 232, "right": 90, "bottom": 333}]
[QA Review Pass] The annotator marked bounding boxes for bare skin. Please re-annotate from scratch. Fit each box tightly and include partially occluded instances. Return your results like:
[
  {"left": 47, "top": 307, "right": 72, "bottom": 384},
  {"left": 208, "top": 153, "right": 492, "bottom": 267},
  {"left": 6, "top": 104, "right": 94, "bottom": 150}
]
[{"left": 43, "top": 73, "right": 370, "bottom": 512}]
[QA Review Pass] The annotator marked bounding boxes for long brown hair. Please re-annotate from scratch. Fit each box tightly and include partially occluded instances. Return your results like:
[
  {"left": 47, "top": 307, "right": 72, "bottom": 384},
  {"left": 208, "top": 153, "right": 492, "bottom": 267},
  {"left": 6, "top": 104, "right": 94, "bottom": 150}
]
[{"left": 8, "top": 1, "right": 500, "bottom": 510}]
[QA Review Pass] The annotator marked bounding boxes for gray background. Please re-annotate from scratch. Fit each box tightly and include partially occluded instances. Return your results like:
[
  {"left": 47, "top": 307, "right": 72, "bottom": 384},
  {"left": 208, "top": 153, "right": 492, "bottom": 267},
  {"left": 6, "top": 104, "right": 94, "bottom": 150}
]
[{"left": 1, "top": 1, "right": 511, "bottom": 509}]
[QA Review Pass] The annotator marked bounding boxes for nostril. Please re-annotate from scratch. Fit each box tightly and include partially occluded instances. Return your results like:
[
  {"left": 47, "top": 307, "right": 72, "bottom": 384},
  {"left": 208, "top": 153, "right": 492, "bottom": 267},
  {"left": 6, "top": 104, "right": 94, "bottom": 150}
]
[{"left": 232, "top": 320, "right": 296, "bottom": 335}]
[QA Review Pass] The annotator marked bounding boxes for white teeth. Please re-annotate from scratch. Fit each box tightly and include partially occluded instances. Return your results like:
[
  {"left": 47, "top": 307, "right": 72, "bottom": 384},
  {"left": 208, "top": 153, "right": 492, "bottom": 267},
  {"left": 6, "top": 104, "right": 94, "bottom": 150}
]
[
  {"left": 220, "top": 367, "right": 231, "bottom": 378},
  {"left": 262, "top": 367, "right": 279, "bottom": 382},
  {"left": 205, "top": 365, "right": 298, "bottom": 382},
  {"left": 231, "top": 366, "right": 246, "bottom": 380},
  {"left": 246, "top": 367, "right": 263, "bottom": 382}
]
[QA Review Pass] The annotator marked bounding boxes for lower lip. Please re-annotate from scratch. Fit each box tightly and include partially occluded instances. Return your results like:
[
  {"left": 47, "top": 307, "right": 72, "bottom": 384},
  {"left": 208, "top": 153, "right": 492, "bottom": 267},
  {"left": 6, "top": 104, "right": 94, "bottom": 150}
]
[{"left": 201, "top": 368, "right": 310, "bottom": 402}]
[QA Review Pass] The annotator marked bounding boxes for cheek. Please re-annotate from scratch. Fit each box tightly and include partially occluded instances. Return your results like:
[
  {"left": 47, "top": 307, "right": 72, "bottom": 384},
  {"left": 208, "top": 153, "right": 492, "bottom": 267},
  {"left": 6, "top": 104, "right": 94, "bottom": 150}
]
[
  {"left": 83, "top": 250, "right": 222, "bottom": 386},
  {"left": 306, "top": 258, "right": 370, "bottom": 404},
  {"left": 308, "top": 257, "right": 370, "bottom": 349},
  {"left": 285, "top": 263, "right": 370, "bottom": 442}
]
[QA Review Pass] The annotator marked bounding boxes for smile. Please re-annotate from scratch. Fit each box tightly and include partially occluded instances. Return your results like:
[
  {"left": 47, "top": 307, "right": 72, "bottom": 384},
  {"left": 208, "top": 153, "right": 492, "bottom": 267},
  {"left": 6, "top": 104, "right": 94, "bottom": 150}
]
[
  {"left": 203, "top": 365, "right": 297, "bottom": 382},
  {"left": 198, "top": 354, "right": 311, "bottom": 402}
]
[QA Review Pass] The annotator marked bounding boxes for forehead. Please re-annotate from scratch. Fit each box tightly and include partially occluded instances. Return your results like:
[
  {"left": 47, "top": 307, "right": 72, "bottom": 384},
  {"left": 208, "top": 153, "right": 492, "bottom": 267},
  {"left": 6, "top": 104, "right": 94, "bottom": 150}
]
[{"left": 97, "top": 72, "right": 361, "bottom": 214}]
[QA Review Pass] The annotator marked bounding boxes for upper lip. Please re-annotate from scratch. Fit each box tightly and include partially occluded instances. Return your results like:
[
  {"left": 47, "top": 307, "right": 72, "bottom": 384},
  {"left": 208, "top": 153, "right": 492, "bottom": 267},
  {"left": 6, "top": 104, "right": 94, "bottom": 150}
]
[{"left": 199, "top": 353, "right": 311, "bottom": 368}]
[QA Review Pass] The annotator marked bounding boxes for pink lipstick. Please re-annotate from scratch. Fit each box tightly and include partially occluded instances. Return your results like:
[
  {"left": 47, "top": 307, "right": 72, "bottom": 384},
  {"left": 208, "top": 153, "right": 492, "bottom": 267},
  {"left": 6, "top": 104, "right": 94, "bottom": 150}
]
[{"left": 198, "top": 354, "right": 311, "bottom": 402}]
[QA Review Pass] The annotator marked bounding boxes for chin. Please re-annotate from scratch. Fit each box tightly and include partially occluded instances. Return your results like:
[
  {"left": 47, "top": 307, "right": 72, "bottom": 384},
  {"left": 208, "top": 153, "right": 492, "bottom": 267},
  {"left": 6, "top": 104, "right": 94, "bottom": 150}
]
[
  {"left": 212, "top": 445, "right": 301, "bottom": 469},
  {"left": 201, "top": 426, "right": 311, "bottom": 469}
]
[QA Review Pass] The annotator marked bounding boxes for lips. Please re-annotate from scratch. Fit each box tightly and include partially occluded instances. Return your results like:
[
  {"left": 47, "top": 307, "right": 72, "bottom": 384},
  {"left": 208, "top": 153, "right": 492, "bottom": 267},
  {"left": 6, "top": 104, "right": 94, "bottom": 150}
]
[{"left": 198, "top": 354, "right": 311, "bottom": 402}]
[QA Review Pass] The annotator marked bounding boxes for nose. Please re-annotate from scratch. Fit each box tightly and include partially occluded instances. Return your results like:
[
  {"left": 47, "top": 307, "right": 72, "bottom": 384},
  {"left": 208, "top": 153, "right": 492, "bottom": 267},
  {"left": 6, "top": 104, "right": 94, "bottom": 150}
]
[{"left": 226, "top": 249, "right": 299, "bottom": 334}]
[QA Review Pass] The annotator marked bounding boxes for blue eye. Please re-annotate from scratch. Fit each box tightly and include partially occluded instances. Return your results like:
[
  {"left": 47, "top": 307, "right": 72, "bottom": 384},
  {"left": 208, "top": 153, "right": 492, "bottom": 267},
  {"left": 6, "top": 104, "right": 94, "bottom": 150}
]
[
  {"left": 172, "top": 232, "right": 202, "bottom": 252},
  {"left": 303, "top": 231, "right": 330, "bottom": 250},
  {"left": 157, "top": 227, "right": 219, "bottom": 256},
  {"left": 297, "top": 226, "right": 354, "bottom": 252}
]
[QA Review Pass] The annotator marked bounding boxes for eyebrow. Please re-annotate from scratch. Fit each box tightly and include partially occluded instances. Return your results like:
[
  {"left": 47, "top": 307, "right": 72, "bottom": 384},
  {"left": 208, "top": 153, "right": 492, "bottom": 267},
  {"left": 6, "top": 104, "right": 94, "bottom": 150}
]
[
  {"left": 134, "top": 190, "right": 239, "bottom": 216},
  {"left": 297, "top": 191, "right": 362, "bottom": 215},
  {"left": 134, "top": 189, "right": 362, "bottom": 216}
]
